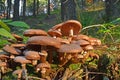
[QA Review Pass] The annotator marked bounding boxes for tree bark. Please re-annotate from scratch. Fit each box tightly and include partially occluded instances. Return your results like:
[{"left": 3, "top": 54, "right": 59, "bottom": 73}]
[
  {"left": 6, "top": 0, "right": 11, "bottom": 19},
  {"left": 61, "top": 0, "right": 77, "bottom": 21},
  {"left": 23, "top": 0, "right": 26, "bottom": 18},
  {"left": 33, "top": 0, "right": 36, "bottom": 16},
  {"left": 47, "top": 0, "right": 50, "bottom": 15},
  {"left": 13, "top": 0, "right": 20, "bottom": 21},
  {"left": 105, "top": 0, "right": 119, "bottom": 22}
]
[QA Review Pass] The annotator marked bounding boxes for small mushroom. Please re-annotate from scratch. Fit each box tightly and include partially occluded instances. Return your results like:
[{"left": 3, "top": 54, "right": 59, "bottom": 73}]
[
  {"left": 72, "top": 34, "right": 90, "bottom": 41},
  {"left": 48, "top": 29, "right": 62, "bottom": 38},
  {"left": 0, "top": 62, "right": 8, "bottom": 74},
  {"left": 23, "top": 29, "right": 48, "bottom": 37},
  {"left": 12, "top": 33, "right": 23, "bottom": 42},
  {"left": 3, "top": 45, "right": 20, "bottom": 59},
  {"left": 71, "top": 39, "right": 90, "bottom": 47},
  {"left": 24, "top": 51, "right": 40, "bottom": 65},
  {"left": 14, "top": 56, "right": 31, "bottom": 69},
  {"left": 36, "top": 62, "right": 51, "bottom": 78},
  {"left": 51, "top": 23, "right": 63, "bottom": 32},
  {"left": 89, "top": 37, "right": 101, "bottom": 46},
  {"left": 12, "top": 69, "right": 23, "bottom": 80},
  {"left": 0, "top": 54, "right": 9, "bottom": 62}
]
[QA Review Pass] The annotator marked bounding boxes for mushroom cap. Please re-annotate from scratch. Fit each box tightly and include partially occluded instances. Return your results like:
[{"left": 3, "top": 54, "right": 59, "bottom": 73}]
[
  {"left": 83, "top": 45, "right": 94, "bottom": 51},
  {"left": 11, "top": 44, "right": 26, "bottom": 48},
  {"left": 0, "top": 62, "right": 8, "bottom": 67},
  {"left": 71, "top": 39, "right": 90, "bottom": 46},
  {"left": 61, "top": 20, "right": 82, "bottom": 36},
  {"left": 48, "top": 30, "right": 62, "bottom": 37},
  {"left": 0, "top": 54, "right": 9, "bottom": 59},
  {"left": 27, "top": 36, "right": 61, "bottom": 48},
  {"left": 36, "top": 62, "right": 51, "bottom": 70},
  {"left": 51, "top": 23, "right": 63, "bottom": 31},
  {"left": 56, "top": 37, "right": 70, "bottom": 44},
  {"left": 25, "top": 51, "right": 40, "bottom": 60},
  {"left": 89, "top": 37, "right": 101, "bottom": 46},
  {"left": 14, "top": 56, "right": 31, "bottom": 64},
  {"left": 72, "top": 34, "right": 90, "bottom": 41},
  {"left": 12, "top": 33, "right": 23, "bottom": 41},
  {"left": 12, "top": 69, "right": 23, "bottom": 75},
  {"left": 23, "top": 29, "right": 48, "bottom": 37},
  {"left": 58, "top": 44, "right": 83, "bottom": 53},
  {"left": 3, "top": 45, "right": 20, "bottom": 55}
]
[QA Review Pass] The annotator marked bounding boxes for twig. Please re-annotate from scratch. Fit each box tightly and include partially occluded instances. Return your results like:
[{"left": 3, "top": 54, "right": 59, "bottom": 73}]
[
  {"left": 82, "top": 24, "right": 103, "bottom": 31},
  {"left": 52, "top": 67, "right": 64, "bottom": 80},
  {"left": 62, "top": 68, "right": 70, "bottom": 80},
  {"left": 28, "top": 76, "right": 46, "bottom": 80}
]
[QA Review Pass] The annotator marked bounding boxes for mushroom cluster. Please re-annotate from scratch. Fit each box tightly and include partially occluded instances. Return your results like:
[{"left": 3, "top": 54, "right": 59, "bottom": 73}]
[{"left": 1, "top": 20, "right": 101, "bottom": 79}]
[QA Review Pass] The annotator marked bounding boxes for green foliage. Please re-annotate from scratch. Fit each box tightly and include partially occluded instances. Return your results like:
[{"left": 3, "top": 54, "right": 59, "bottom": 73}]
[
  {"left": 110, "top": 18, "right": 120, "bottom": 25},
  {"left": 69, "top": 63, "right": 81, "bottom": 70},
  {"left": 7, "top": 21, "right": 30, "bottom": 29},
  {"left": 0, "top": 20, "right": 11, "bottom": 32},
  {"left": 0, "top": 28, "right": 15, "bottom": 39}
]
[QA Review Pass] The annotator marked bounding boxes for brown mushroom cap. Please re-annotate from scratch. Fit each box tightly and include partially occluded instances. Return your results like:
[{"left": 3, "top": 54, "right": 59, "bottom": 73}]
[
  {"left": 83, "top": 45, "right": 94, "bottom": 51},
  {"left": 11, "top": 44, "right": 26, "bottom": 48},
  {"left": 12, "top": 33, "right": 23, "bottom": 41},
  {"left": 36, "top": 62, "right": 51, "bottom": 70},
  {"left": 3, "top": 45, "right": 20, "bottom": 55},
  {"left": 12, "top": 69, "right": 23, "bottom": 75},
  {"left": 25, "top": 51, "right": 40, "bottom": 60},
  {"left": 58, "top": 44, "right": 83, "bottom": 53},
  {"left": 56, "top": 37, "right": 70, "bottom": 44},
  {"left": 0, "top": 54, "right": 9, "bottom": 59},
  {"left": 14, "top": 56, "right": 31, "bottom": 64},
  {"left": 23, "top": 29, "right": 48, "bottom": 37},
  {"left": 72, "top": 34, "right": 90, "bottom": 41},
  {"left": 89, "top": 37, "right": 101, "bottom": 46},
  {"left": 71, "top": 39, "right": 90, "bottom": 46},
  {"left": 27, "top": 36, "right": 61, "bottom": 48},
  {"left": 51, "top": 23, "right": 63, "bottom": 31},
  {"left": 61, "top": 20, "right": 82, "bottom": 36},
  {"left": 47, "top": 30, "right": 62, "bottom": 37}
]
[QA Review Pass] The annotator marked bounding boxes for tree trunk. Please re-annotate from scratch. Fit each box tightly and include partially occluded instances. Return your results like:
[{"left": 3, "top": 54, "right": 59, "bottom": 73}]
[
  {"left": 105, "top": 0, "right": 119, "bottom": 22},
  {"left": 36, "top": 0, "right": 39, "bottom": 15},
  {"left": 23, "top": 0, "right": 26, "bottom": 18},
  {"left": 13, "top": 0, "right": 20, "bottom": 21},
  {"left": 33, "top": 0, "right": 36, "bottom": 16},
  {"left": 47, "top": 0, "right": 50, "bottom": 15},
  {"left": 6, "top": 0, "right": 11, "bottom": 19},
  {"left": 61, "top": 0, "right": 65, "bottom": 21},
  {"left": 61, "top": 0, "right": 77, "bottom": 21},
  {"left": 67, "top": 0, "right": 77, "bottom": 20}
]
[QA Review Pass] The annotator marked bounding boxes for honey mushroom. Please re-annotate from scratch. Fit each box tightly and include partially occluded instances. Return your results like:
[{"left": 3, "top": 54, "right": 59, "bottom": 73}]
[
  {"left": 58, "top": 43, "right": 83, "bottom": 67},
  {"left": 27, "top": 36, "right": 61, "bottom": 63}
]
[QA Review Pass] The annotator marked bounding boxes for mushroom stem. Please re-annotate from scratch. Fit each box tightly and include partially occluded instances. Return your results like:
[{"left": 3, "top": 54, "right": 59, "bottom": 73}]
[
  {"left": 10, "top": 54, "right": 15, "bottom": 59},
  {"left": 53, "top": 36, "right": 56, "bottom": 38},
  {"left": 21, "top": 64, "right": 26, "bottom": 69},
  {"left": 1, "top": 66, "right": 5, "bottom": 74},
  {"left": 70, "top": 29, "right": 73, "bottom": 36},
  {"left": 32, "top": 60, "right": 38, "bottom": 66}
]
